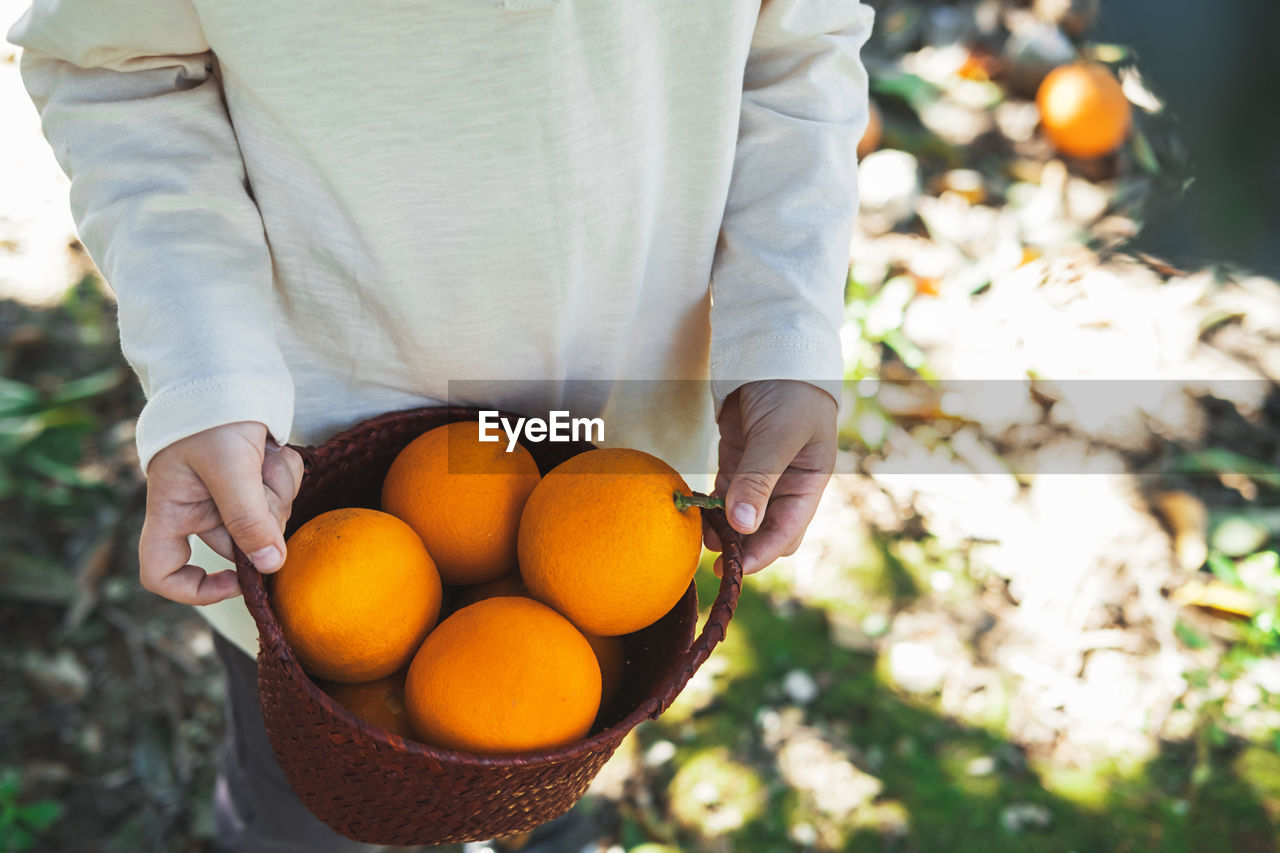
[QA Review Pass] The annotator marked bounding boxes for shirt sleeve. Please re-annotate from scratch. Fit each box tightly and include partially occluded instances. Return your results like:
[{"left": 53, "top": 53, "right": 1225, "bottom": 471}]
[
  {"left": 7, "top": 1, "right": 294, "bottom": 471},
  {"left": 708, "top": 0, "right": 875, "bottom": 411}
]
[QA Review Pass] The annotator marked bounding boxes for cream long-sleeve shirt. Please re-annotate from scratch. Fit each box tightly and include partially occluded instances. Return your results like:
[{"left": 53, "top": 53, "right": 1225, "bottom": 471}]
[{"left": 10, "top": 1, "right": 871, "bottom": 651}]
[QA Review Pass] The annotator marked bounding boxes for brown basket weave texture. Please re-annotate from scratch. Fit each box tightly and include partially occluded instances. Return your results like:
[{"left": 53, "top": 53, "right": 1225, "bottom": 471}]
[{"left": 234, "top": 405, "right": 744, "bottom": 846}]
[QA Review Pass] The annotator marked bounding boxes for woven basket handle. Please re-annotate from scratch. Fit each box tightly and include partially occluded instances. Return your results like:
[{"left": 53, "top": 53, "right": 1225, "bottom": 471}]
[
  {"left": 290, "top": 443, "right": 320, "bottom": 474},
  {"left": 642, "top": 504, "right": 744, "bottom": 719},
  {"left": 238, "top": 442, "right": 317, "bottom": 637}
]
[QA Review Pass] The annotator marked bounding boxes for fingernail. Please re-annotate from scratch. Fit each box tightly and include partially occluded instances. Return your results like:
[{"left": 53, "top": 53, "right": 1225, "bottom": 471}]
[
  {"left": 731, "top": 503, "right": 757, "bottom": 532},
  {"left": 265, "top": 438, "right": 282, "bottom": 453},
  {"left": 250, "top": 545, "right": 282, "bottom": 571}
]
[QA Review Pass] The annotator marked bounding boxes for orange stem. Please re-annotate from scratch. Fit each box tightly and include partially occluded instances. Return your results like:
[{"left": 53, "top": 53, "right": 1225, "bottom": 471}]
[{"left": 673, "top": 492, "right": 725, "bottom": 512}]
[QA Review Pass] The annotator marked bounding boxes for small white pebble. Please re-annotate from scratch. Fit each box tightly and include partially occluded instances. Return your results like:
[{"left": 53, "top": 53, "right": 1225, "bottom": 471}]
[
  {"left": 188, "top": 631, "right": 214, "bottom": 658},
  {"left": 691, "top": 781, "right": 719, "bottom": 805},
  {"left": 967, "top": 755, "right": 996, "bottom": 777},
  {"left": 789, "top": 821, "right": 819, "bottom": 845},
  {"left": 888, "top": 642, "right": 948, "bottom": 694},
  {"left": 643, "top": 740, "right": 677, "bottom": 768},
  {"left": 862, "top": 612, "right": 890, "bottom": 637},
  {"left": 755, "top": 708, "right": 782, "bottom": 733},
  {"left": 999, "top": 802, "right": 1051, "bottom": 833},
  {"left": 783, "top": 670, "right": 820, "bottom": 705}
]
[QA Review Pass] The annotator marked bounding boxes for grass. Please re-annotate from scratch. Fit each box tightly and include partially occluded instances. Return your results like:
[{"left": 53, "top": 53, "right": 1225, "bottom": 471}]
[{"left": 620, "top": 555, "right": 1280, "bottom": 852}]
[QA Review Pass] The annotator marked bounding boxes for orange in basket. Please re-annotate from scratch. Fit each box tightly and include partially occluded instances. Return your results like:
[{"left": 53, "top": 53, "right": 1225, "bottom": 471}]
[
  {"left": 443, "top": 575, "right": 625, "bottom": 712},
  {"left": 405, "top": 596, "right": 601, "bottom": 754},
  {"left": 382, "top": 420, "right": 540, "bottom": 585},
  {"left": 273, "top": 507, "right": 442, "bottom": 682},
  {"left": 235, "top": 406, "right": 743, "bottom": 846},
  {"left": 518, "top": 448, "right": 703, "bottom": 637},
  {"left": 449, "top": 570, "right": 528, "bottom": 613},
  {"left": 320, "top": 673, "right": 412, "bottom": 739}
]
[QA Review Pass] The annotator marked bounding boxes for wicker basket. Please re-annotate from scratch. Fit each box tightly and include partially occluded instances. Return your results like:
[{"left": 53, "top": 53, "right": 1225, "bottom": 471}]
[{"left": 233, "top": 405, "right": 744, "bottom": 846}]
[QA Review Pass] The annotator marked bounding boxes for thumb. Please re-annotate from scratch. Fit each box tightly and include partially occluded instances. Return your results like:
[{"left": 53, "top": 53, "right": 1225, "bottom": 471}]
[
  {"left": 198, "top": 447, "right": 287, "bottom": 572},
  {"left": 723, "top": 425, "right": 806, "bottom": 535}
]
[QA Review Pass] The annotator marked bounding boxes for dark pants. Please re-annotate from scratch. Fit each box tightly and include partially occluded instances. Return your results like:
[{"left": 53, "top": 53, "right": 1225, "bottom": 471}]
[{"left": 211, "top": 631, "right": 381, "bottom": 853}]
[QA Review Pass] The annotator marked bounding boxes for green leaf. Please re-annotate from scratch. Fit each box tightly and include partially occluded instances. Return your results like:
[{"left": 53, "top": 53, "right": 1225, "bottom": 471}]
[
  {"left": 23, "top": 419, "right": 95, "bottom": 468},
  {"left": 1128, "top": 125, "right": 1161, "bottom": 176},
  {"left": 0, "top": 380, "right": 39, "bottom": 419},
  {"left": 14, "top": 800, "right": 61, "bottom": 832},
  {"left": 882, "top": 328, "right": 927, "bottom": 371},
  {"left": 870, "top": 70, "right": 943, "bottom": 112},
  {"left": 1255, "top": 610, "right": 1276, "bottom": 635},
  {"left": 1198, "top": 309, "right": 1245, "bottom": 337},
  {"left": 1175, "top": 449, "right": 1280, "bottom": 490},
  {"left": 21, "top": 451, "right": 97, "bottom": 489},
  {"left": 865, "top": 275, "right": 916, "bottom": 339},
  {"left": 0, "top": 823, "right": 37, "bottom": 852},
  {"left": 1207, "top": 551, "right": 1243, "bottom": 587},
  {"left": 0, "top": 416, "right": 45, "bottom": 451},
  {"left": 1237, "top": 550, "right": 1280, "bottom": 579},
  {"left": 0, "top": 769, "right": 19, "bottom": 800},
  {"left": 47, "top": 368, "right": 124, "bottom": 407},
  {"left": 28, "top": 406, "right": 96, "bottom": 436},
  {"left": 1174, "top": 619, "right": 1211, "bottom": 650}
]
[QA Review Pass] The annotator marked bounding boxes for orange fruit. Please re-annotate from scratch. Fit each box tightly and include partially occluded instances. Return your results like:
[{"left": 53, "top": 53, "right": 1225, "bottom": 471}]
[
  {"left": 382, "top": 420, "right": 541, "bottom": 585},
  {"left": 585, "top": 632, "right": 624, "bottom": 710},
  {"left": 321, "top": 673, "right": 413, "bottom": 739},
  {"left": 518, "top": 448, "right": 702, "bottom": 636},
  {"left": 450, "top": 571, "right": 529, "bottom": 612},
  {"left": 1036, "top": 62, "right": 1131, "bottom": 159},
  {"left": 274, "top": 508, "right": 442, "bottom": 682},
  {"left": 858, "top": 99, "right": 883, "bottom": 160},
  {"left": 405, "top": 597, "right": 601, "bottom": 754},
  {"left": 445, "top": 578, "right": 623, "bottom": 708}
]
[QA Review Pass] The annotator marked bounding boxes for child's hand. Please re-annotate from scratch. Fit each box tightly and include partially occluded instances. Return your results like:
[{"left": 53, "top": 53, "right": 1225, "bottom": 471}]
[
  {"left": 138, "top": 422, "right": 304, "bottom": 605},
  {"left": 712, "top": 380, "right": 838, "bottom": 575}
]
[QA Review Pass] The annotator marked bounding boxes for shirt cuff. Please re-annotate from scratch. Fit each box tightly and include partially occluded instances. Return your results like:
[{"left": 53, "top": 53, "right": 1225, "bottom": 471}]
[
  {"left": 709, "top": 335, "right": 845, "bottom": 417},
  {"left": 135, "top": 372, "right": 295, "bottom": 473}
]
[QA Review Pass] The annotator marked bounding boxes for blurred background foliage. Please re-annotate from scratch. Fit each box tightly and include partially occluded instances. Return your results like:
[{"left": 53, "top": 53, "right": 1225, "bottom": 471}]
[{"left": 3, "top": 0, "right": 1280, "bottom": 851}]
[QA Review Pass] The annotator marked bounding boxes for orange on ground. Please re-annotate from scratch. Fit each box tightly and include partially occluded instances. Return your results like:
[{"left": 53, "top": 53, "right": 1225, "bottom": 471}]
[
  {"left": 321, "top": 673, "right": 413, "bottom": 739},
  {"left": 274, "top": 508, "right": 441, "bottom": 682},
  {"left": 858, "top": 99, "right": 883, "bottom": 160},
  {"left": 450, "top": 571, "right": 529, "bottom": 612},
  {"left": 382, "top": 420, "right": 541, "bottom": 585},
  {"left": 585, "top": 632, "right": 624, "bottom": 710},
  {"left": 405, "top": 597, "right": 601, "bottom": 754},
  {"left": 1036, "top": 62, "right": 1131, "bottom": 159},
  {"left": 518, "top": 448, "right": 702, "bottom": 637}
]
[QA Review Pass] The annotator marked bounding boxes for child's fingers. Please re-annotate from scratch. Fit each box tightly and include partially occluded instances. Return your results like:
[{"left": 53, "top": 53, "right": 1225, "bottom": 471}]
[
  {"left": 703, "top": 523, "right": 724, "bottom": 554},
  {"left": 199, "top": 452, "right": 287, "bottom": 575},
  {"left": 198, "top": 525, "right": 235, "bottom": 562},
  {"left": 724, "top": 422, "right": 809, "bottom": 537},
  {"left": 187, "top": 446, "right": 300, "bottom": 572},
  {"left": 139, "top": 514, "right": 241, "bottom": 604},
  {"left": 164, "top": 565, "right": 242, "bottom": 603},
  {"left": 277, "top": 445, "right": 305, "bottom": 499},
  {"left": 261, "top": 449, "right": 300, "bottom": 533},
  {"left": 738, "top": 491, "right": 815, "bottom": 575}
]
